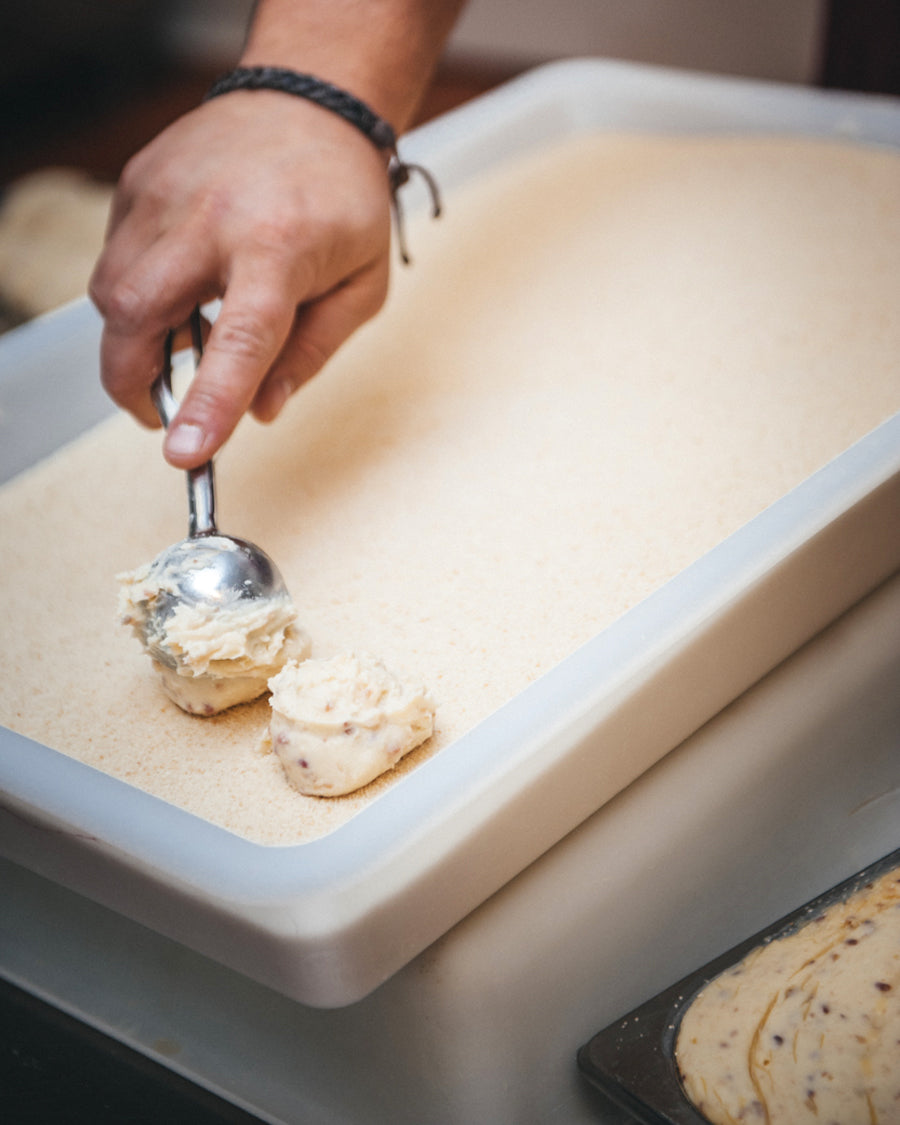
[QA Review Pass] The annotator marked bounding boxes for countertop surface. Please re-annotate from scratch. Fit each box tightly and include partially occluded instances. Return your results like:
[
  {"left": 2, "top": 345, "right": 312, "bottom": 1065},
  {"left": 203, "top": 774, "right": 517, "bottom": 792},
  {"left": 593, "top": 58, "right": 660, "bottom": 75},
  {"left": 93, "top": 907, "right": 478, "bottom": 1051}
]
[{"left": 0, "top": 977, "right": 264, "bottom": 1125}]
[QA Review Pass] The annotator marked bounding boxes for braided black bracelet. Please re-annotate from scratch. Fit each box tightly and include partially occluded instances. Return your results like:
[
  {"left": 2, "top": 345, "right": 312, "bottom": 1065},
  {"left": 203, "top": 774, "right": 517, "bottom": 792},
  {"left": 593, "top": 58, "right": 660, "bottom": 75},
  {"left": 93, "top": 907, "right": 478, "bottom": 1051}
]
[{"left": 204, "top": 66, "right": 441, "bottom": 264}]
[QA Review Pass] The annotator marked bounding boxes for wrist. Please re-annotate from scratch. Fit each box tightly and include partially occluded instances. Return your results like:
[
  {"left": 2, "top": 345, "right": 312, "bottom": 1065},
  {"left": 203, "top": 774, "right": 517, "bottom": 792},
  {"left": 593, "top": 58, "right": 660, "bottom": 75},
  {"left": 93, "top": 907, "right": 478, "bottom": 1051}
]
[
  {"left": 203, "top": 65, "right": 442, "bottom": 264},
  {"left": 238, "top": 0, "right": 466, "bottom": 133}
]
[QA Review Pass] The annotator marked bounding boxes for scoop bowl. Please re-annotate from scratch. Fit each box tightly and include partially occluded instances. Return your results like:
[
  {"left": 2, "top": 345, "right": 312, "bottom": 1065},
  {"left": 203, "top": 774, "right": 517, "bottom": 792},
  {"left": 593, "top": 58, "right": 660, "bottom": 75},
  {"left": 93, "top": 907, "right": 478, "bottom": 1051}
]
[{"left": 139, "top": 534, "right": 289, "bottom": 668}]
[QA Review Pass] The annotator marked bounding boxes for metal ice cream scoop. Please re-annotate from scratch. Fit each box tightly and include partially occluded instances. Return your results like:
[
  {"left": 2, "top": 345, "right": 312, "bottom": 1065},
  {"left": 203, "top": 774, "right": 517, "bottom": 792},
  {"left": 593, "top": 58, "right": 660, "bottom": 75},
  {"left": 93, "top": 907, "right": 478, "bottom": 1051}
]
[{"left": 139, "top": 308, "right": 289, "bottom": 668}]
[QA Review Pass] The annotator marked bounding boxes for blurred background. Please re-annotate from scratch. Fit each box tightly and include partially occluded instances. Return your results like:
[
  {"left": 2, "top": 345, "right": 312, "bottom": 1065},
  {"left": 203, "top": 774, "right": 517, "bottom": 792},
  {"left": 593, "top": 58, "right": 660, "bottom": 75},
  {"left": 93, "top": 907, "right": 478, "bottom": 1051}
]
[{"left": 1, "top": 0, "right": 898, "bottom": 332}]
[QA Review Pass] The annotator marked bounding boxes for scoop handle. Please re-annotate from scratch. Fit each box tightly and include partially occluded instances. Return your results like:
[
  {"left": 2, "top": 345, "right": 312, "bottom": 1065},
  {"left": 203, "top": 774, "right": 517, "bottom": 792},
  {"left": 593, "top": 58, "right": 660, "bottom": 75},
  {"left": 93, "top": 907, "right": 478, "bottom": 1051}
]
[{"left": 151, "top": 308, "right": 218, "bottom": 537}]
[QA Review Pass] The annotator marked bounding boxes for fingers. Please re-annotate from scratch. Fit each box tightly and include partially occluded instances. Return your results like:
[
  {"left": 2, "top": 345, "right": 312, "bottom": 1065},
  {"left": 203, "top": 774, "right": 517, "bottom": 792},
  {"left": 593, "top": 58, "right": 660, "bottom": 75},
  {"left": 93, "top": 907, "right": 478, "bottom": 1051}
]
[
  {"left": 93, "top": 228, "right": 386, "bottom": 467},
  {"left": 91, "top": 223, "right": 220, "bottom": 429},
  {"left": 92, "top": 191, "right": 306, "bottom": 456},
  {"left": 93, "top": 239, "right": 389, "bottom": 467},
  {"left": 251, "top": 257, "right": 390, "bottom": 422},
  {"left": 161, "top": 261, "right": 304, "bottom": 465},
  {"left": 93, "top": 206, "right": 389, "bottom": 466}
]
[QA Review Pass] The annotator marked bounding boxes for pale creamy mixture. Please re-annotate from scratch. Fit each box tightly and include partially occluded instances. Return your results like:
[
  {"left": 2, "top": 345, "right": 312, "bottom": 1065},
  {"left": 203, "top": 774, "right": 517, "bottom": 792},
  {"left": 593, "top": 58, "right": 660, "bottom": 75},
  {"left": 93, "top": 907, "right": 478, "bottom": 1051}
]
[
  {"left": 118, "top": 550, "right": 309, "bottom": 715},
  {"left": 676, "top": 864, "right": 900, "bottom": 1124},
  {"left": 265, "top": 653, "right": 435, "bottom": 796},
  {"left": 1, "top": 132, "right": 899, "bottom": 843}
]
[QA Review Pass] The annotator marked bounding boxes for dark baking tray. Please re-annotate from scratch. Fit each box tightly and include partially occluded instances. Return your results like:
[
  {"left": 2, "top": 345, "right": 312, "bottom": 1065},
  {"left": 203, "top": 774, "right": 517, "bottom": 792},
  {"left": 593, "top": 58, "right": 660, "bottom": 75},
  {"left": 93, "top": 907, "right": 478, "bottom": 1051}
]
[{"left": 577, "top": 845, "right": 900, "bottom": 1125}]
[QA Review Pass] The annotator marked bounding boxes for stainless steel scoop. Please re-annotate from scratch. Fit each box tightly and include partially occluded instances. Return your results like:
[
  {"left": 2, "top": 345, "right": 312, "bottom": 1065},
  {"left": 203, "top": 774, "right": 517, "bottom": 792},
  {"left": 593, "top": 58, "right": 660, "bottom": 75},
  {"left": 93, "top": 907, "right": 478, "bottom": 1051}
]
[{"left": 139, "top": 308, "right": 289, "bottom": 668}]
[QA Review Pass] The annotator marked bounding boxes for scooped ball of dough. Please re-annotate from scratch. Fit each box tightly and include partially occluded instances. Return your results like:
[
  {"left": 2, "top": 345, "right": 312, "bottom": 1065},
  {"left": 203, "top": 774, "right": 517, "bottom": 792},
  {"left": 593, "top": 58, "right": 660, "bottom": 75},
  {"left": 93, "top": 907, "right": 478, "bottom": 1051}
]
[
  {"left": 119, "top": 563, "right": 309, "bottom": 715},
  {"left": 267, "top": 653, "right": 435, "bottom": 796}
]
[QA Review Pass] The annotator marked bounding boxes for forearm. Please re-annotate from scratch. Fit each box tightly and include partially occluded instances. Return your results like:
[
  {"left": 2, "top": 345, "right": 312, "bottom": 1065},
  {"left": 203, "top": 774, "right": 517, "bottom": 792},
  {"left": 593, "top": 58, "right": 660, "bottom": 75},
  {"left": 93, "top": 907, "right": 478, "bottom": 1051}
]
[{"left": 240, "top": 0, "right": 468, "bottom": 132}]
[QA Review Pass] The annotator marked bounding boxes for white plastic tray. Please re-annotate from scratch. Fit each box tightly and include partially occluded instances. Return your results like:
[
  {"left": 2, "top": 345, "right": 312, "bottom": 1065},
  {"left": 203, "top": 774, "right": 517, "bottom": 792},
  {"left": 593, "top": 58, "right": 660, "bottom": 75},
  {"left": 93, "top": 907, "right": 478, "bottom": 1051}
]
[
  {"left": 2, "top": 59, "right": 900, "bottom": 1008},
  {"left": 4, "top": 569, "right": 900, "bottom": 1124}
]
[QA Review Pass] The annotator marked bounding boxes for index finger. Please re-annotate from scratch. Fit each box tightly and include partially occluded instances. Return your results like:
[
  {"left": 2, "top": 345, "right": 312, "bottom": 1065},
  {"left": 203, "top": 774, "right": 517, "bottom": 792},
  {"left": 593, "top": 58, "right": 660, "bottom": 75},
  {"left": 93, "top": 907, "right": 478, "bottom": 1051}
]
[{"left": 161, "top": 259, "right": 308, "bottom": 467}]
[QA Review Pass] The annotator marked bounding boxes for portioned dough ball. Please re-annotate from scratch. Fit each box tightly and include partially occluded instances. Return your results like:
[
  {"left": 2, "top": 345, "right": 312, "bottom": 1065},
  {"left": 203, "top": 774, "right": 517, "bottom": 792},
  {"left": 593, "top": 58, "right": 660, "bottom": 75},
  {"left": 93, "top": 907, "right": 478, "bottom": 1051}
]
[
  {"left": 267, "top": 653, "right": 435, "bottom": 796},
  {"left": 118, "top": 556, "right": 310, "bottom": 715}
]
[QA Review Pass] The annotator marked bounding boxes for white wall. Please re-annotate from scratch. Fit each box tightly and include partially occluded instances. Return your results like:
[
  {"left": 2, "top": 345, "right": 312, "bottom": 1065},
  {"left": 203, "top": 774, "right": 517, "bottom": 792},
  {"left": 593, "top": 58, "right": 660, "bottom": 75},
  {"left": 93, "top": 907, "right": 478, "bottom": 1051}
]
[
  {"left": 448, "top": 0, "right": 826, "bottom": 83},
  {"left": 166, "top": 0, "right": 827, "bottom": 85}
]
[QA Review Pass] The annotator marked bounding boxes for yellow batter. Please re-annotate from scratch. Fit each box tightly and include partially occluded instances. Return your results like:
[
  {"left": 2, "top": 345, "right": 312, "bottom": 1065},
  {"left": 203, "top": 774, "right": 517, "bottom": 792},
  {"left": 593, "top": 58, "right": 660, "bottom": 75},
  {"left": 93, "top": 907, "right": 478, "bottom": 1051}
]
[
  {"left": 1, "top": 132, "right": 899, "bottom": 844},
  {"left": 676, "top": 864, "right": 900, "bottom": 1124}
]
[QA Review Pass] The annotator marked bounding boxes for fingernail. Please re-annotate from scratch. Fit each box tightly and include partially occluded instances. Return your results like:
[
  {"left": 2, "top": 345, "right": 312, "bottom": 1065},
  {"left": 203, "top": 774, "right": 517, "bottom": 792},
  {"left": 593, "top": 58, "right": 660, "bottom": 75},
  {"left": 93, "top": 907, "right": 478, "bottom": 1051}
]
[{"left": 165, "top": 422, "right": 205, "bottom": 459}]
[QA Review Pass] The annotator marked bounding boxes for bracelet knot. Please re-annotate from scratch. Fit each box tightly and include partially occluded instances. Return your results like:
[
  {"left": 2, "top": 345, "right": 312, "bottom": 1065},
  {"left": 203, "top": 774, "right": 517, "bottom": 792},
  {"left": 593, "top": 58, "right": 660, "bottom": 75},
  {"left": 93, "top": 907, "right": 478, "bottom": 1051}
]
[{"left": 205, "top": 66, "right": 441, "bottom": 264}]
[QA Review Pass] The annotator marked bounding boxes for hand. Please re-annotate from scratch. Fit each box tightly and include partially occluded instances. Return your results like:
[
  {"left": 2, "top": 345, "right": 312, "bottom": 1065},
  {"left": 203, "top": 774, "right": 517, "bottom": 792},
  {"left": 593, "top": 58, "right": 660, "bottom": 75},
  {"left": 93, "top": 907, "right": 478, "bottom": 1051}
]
[{"left": 89, "top": 90, "right": 393, "bottom": 468}]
